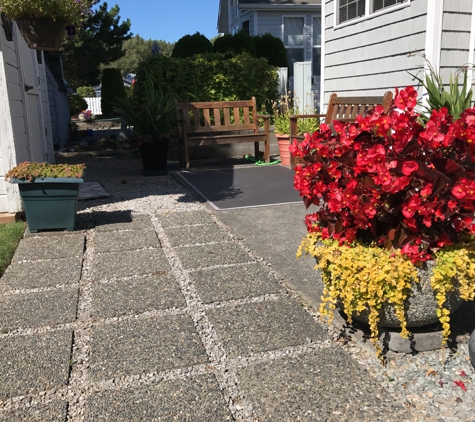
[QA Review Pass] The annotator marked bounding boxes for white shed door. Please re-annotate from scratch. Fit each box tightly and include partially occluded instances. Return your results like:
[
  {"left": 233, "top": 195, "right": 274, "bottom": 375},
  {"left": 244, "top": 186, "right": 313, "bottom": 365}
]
[{"left": 15, "top": 33, "right": 47, "bottom": 162}]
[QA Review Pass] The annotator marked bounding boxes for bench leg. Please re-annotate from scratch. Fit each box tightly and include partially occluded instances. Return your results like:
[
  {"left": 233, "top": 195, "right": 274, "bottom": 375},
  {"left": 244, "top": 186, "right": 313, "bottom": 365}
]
[{"left": 264, "top": 138, "right": 270, "bottom": 163}]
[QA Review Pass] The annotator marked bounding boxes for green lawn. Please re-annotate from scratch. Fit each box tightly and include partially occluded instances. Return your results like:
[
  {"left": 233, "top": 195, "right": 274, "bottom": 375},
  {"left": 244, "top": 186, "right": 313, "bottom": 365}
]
[{"left": 0, "top": 222, "right": 25, "bottom": 277}]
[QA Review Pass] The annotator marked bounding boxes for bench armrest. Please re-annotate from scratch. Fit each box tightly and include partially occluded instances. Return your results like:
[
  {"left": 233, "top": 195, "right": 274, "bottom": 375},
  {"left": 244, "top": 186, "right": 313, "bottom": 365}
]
[
  {"left": 289, "top": 113, "right": 325, "bottom": 120},
  {"left": 257, "top": 113, "right": 271, "bottom": 120}
]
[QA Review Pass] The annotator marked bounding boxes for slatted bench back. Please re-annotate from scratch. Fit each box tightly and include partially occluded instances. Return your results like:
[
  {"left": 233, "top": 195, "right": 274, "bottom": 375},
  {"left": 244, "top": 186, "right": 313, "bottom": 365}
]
[
  {"left": 176, "top": 98, "right": 259, "bottom": 134},
  {"left": 326, "top": 92, "right": 394, "bottom": 123}
]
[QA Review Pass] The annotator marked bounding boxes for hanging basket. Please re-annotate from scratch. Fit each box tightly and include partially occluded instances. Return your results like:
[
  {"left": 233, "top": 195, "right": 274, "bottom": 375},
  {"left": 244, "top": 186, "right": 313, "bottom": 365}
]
[{"left": 15, "top": 19, "right": 66, "bottom": 51}]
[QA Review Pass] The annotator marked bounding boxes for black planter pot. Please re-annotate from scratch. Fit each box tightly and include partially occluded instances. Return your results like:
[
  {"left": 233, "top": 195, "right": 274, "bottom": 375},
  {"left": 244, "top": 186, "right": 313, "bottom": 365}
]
[
  {"left": 138, "top": 138, "right": 169, "bottom": 176},
  {"left": 16, "top": 19, "right": 66, "bottom": 51}
]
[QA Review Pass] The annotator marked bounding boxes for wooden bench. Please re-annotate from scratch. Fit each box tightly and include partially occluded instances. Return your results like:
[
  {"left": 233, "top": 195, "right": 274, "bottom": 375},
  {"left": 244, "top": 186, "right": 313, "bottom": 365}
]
[
  {"left": 289, "top": 92, "right": 393, "bottom": 167},
  {"left": 175, "top": 97, "right": 270, "bottom": 169}
]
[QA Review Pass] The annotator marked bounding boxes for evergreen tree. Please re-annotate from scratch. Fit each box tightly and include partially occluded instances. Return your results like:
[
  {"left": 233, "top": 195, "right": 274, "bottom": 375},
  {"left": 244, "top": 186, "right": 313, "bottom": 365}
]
[{"left": 62, "top": 2, "right": 132, "bottom": 89}]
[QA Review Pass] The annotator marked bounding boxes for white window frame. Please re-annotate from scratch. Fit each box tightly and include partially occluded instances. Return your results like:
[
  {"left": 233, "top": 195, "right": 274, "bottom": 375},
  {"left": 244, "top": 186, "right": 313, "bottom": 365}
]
[
  {"left": 311, "top": 15, "right": 322, "bottom": 82},
  {"left": 334, "top": 0, "right": 410, "bottom": 29}
]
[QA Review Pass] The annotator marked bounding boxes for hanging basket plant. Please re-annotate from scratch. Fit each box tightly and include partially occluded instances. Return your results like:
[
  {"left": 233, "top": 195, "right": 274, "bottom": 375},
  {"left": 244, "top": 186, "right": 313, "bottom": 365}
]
[{"left": 0, "top": 0, "right": 98, "bottom": 50}]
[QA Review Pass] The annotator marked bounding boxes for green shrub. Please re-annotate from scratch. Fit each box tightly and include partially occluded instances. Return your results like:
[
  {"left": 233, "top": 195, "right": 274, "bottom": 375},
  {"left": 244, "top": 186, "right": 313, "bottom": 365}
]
[
  {"left": 135, "top": 53, "right": 278, "bottom": 113},
  {"left": 101, "top": 68, "right": 127, "bottom": 118},
  {"left": 255, "top": 33, "right": 288, "bottom": 67},
  {"left": 213, "top": 31, "right": 256, "bottom": 57},
  {"left": 171, "top": 32, "right": 213, "bottom": 58},
  {"left": 76, "top": 86, "right": 96, "bottom": 98},
  {"left": 68, "top": 94, "right": 88, "bottom": 117}
]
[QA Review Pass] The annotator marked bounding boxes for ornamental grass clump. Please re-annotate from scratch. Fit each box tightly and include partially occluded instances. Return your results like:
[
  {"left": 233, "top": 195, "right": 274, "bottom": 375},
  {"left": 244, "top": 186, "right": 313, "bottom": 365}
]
[
  {"left": 5, "top": 162, "right": 85, "bottom": 182},
  {"left": 291, "top": 86, "right": 475, "bottom": 356}
]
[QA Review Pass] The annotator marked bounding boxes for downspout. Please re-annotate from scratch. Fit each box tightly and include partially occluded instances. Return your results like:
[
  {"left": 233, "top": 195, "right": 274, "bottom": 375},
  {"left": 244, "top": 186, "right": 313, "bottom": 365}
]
[
  {"left": 423, "top": 0, "right": 443, "bottom": 98},
  {"left": 467, "top": 0, "right": 475, "bottom": 89},
  {"left": 320, "top": 0, "right": 325, "bottom": 113}
]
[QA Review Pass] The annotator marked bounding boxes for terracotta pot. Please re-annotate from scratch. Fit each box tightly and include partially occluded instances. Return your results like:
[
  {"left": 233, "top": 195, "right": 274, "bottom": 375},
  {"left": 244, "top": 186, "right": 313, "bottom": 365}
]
[
  {"left": 16, "top": 19, "right": 66, "bottom": 51},
  {"left": 276, "top": 134, "right": 291, "bottom": 166}
]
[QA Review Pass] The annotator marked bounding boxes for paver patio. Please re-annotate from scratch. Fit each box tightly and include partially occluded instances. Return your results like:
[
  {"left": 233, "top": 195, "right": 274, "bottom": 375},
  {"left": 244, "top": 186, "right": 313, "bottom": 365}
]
[{"left": 0, "top": 208, "right": 409, "bottom": 421}]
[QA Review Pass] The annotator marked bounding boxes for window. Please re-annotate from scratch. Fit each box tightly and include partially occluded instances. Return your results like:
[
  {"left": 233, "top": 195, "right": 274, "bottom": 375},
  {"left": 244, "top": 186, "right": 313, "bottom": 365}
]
[
  {"left": 283, "top": 17, "right": 305, "bottom": 77},
  {"left": 338, "top": 0, "right": 365, "bottom": 24},
  {"left": 338, "top": 0, "right": 409, "bottom": 25},
  {"left": 373, "top": 0, "right": 406, "bottom": 12},
  {"left": 242, "top": 20, "right": 249, "bottom": 34},
  {"left": 312, "top": 17, "right": 321, "bottom": 78}
]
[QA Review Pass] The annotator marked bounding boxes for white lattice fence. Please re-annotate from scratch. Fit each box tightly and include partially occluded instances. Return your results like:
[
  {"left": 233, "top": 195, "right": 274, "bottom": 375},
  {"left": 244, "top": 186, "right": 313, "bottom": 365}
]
[{"left": 84, "top": 97, "right": 102, "bottom": 115}]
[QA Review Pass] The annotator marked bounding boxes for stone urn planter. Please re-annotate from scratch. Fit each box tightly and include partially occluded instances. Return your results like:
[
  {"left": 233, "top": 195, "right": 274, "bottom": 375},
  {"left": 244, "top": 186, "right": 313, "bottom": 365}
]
[{"left": 350, "top": 260, "right": 463, "bottom": 328}]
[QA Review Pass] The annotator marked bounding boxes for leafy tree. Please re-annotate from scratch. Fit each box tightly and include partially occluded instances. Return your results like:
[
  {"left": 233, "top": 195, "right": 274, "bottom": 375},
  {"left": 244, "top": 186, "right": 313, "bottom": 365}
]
[
  {"left": 62, "top": 2, "right": 132, "bottom": 89},
  {"left": 171, "top": 32, "right": 213, "bottom": 58},
  {"left": 103, "top": 35, "right": 175, "bottom": 76},
  {"left": 255, "top": 33, "right": 288, "bottom": 67}
]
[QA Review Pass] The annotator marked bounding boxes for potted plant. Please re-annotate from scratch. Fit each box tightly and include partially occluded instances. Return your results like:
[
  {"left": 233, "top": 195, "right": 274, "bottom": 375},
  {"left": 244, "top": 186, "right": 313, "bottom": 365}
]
[
  {"left": 273, "top": 94, "right": 319, "bottom": 166},
  {"left": 113, "top": 73, "right": 176, "bottom": 176},
  {"left": 0, "top": 0, "right": 98, "bottom": 50},
  {"left": 5, "top": 162, "right": 85, "bottom": 232},
  {"left": 291, "top": 85, "right": 475, "bottom": 358}
]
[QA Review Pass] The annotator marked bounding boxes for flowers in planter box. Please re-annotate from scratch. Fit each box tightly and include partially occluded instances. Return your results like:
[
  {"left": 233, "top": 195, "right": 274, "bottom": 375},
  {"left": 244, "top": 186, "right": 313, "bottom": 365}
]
[
  {"left": 78, "top": 109, "right": 96, "bottom": 122},
  {"left": 5, "top": 162, "right": 85, "bottom": 182},
  {"left": 291, "top": 86, "right": 475, "bottom": 356}
]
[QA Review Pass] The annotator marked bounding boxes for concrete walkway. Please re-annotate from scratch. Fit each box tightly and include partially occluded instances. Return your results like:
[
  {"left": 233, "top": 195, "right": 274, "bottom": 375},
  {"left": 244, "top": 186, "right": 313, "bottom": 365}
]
[{"left": 0, "top": 206, "right": 410, "bottom": 420}]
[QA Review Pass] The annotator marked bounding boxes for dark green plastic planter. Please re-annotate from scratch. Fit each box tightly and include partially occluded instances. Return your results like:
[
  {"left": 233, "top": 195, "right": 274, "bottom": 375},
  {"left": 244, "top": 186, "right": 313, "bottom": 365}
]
[{"left": 12, "top": 178, "right": 83, "bottom": 233}]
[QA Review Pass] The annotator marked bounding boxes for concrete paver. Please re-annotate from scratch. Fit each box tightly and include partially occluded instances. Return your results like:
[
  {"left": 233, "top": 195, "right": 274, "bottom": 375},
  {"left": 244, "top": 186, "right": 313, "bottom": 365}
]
[
  {"left": 236, "top": 348, "right": 407, "bottom": 421},
  {"left": 0, "top": 331, "right": 72, "bottom": 399},
  {"left": 90, "top": 275, "right": 185, "bottom": 318},
  {"left": 94, "top": 229, "right": 160, "bottom": 252},
  {"left": 12, "top": 233, "right": 85, "bottom": 261},
  {"left": 163, "top": 223, "right": 231, "bottom": 247},
  {"left": 0, "top": 257, "right": 82, "bottom": 291},
  {"left": 189, "top": 264, "right": 284, "bottom": 303},
  {"left": 84, "top": 374, "right": 232, "bottom": 421},
  {"left": 0, "top": 288, "right": 78, "bottom": 331},
  {"left": 207, "top": 297, "right": 327, "bottom": 358},
  {"left": 175, "top": 243, "right": 251, "bottom": 269},
  {"left": 88, "top": 314, "right": 208, "bottom": 381},
  {"left": 0, "top": 401, "right": 68, "bottom": 422},
  {"left": 91, "top": 249, "right": 170, "bottom": 280}
]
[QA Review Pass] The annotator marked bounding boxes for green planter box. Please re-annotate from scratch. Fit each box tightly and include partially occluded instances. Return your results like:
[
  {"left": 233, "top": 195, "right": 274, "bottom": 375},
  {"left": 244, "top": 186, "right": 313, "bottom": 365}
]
[{"left": 12, "top": 178, "right": 83, "bottom": 233}]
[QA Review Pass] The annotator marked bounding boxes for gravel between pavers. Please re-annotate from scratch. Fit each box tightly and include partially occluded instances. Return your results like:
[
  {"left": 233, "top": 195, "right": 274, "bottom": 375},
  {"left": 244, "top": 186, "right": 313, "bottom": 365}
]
[{"left": 1, "top": 155, "right": 472, "bottom": 421}]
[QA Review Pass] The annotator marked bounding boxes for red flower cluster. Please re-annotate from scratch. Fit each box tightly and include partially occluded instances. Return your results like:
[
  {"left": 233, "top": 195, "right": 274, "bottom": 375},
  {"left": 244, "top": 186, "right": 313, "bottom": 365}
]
[{"left": 291, "top": 86, "right": 475, "bottom": 263}]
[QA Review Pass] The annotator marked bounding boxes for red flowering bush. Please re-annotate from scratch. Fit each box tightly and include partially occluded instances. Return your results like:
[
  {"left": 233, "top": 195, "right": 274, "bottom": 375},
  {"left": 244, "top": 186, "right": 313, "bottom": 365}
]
[{"left": 291, "top": 86, "right": 475, "bottom": 263}]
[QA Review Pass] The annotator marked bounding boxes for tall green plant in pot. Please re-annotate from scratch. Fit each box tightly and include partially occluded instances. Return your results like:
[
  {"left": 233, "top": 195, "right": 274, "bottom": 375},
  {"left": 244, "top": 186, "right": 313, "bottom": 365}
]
[
  {"left": 113, "top": 73, "right": 175, "bottom": 176},
  {"left": 0, "top": 0, "right": 98, "bottom": 50}
]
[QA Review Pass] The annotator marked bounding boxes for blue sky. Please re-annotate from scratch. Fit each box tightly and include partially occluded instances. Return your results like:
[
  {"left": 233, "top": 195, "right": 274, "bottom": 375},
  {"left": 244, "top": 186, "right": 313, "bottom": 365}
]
[{"left": 97, "top": 0, "right": 221, "bottom": 43}]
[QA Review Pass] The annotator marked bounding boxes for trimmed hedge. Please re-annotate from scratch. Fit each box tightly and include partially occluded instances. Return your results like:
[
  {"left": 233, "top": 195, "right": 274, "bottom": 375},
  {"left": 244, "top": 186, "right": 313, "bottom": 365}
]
[
  {"left": 214, "top": 31, "right": 256, "bottom": 57},
  {"left": 76, "top": 86, "right": 96, "bottom": 98},
  {"left": 134, "top": 53, "right": 278, "bottom": 113},
  {"left": 101, "top": 68, "right": 127, "bottom": 118},
  {"left": 255, "top": 33, "right": 288, "bottom": 67},
  {"left": 171, "top": 32, "right": 213, "bottom": 58}
]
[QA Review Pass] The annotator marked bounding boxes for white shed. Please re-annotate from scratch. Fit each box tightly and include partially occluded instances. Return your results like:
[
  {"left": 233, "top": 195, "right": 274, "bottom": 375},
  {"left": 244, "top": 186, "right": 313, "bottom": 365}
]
[{"left": 0, "top": 21, "right": 55, "bottom": 215}]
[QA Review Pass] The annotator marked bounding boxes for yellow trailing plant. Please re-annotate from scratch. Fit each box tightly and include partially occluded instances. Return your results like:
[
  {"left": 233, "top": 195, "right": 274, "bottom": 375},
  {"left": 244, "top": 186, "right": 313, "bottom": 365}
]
[{"left": 298, "top": 233, "right": 475, "bottom": 357}]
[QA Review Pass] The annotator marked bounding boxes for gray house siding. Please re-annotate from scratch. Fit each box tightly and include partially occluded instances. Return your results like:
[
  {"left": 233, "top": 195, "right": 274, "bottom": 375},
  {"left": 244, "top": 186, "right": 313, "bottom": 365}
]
[
  {"left": 440, "top": 0, "right": 472, "bottom": 86},
  {"left": 323, "top": 0, "right": 427, "bottom": 105}
]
